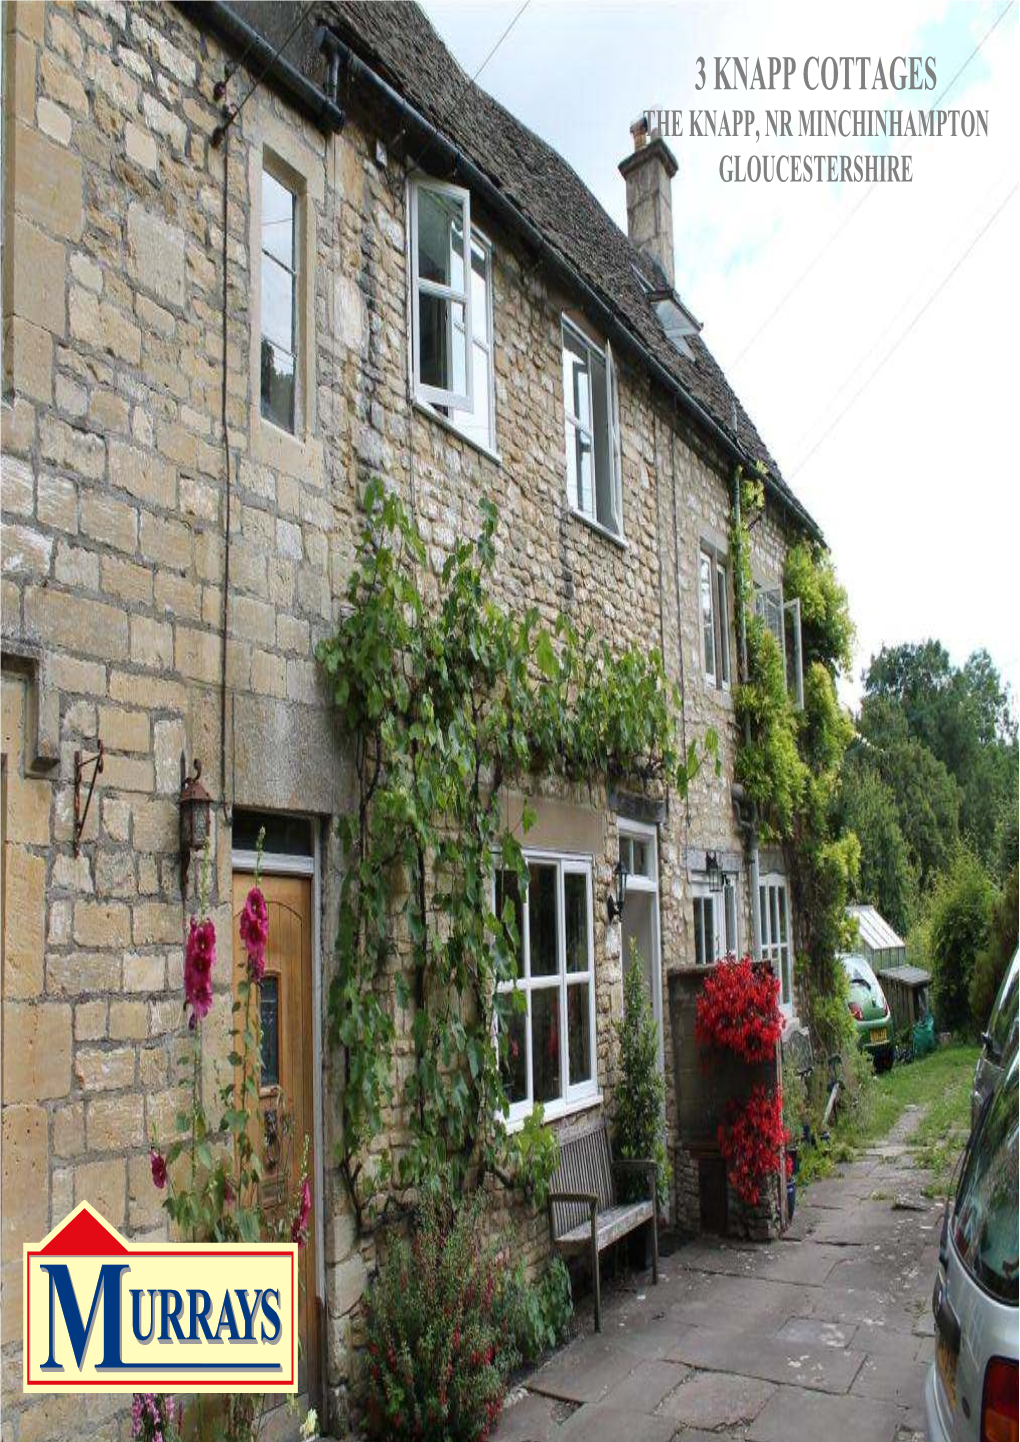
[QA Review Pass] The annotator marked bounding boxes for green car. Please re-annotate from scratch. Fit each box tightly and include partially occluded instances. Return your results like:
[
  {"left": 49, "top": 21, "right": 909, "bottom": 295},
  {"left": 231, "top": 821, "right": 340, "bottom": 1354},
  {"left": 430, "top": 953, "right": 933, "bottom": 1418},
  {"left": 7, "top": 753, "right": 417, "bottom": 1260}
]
[{"left": 840, "top": 954, "right": 895, "bottom": 1072}]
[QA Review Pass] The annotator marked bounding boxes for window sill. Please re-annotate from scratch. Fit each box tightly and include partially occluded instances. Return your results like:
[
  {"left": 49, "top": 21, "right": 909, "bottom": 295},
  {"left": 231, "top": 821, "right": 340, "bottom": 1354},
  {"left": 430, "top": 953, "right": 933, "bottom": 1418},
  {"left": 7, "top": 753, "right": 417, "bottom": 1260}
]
[
  {"left": 251, "top": 411, "right": 323, "bottom": 482},
  {"left": 501, "top": 1091, "right": 603, "bottom": 1135},
  {"left": 568, "top": 507, "right": 628, "bottom": 551},
  {"left": 703, "top": 681, "right": 735, "bottom": 711},
  {"left": 413, "top": 398, "right": 502, "bottom": 466}
]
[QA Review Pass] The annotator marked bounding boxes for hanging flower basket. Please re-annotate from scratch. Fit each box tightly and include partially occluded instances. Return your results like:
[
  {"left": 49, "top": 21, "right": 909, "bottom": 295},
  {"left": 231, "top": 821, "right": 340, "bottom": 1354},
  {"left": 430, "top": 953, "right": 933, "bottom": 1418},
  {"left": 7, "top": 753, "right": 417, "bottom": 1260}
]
[{"left": 694, "top": 954, "right": 782, "bottom": 1064}]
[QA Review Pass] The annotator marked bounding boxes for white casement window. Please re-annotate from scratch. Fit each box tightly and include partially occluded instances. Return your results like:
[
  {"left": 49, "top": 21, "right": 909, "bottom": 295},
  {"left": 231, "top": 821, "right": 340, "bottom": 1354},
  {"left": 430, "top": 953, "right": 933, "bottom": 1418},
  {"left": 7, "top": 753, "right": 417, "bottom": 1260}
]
[
  {"left": 755, "top": 583, "right": 804, "bottom": 710},
  {"left": 260, "top": 167, "right": 298, "bottom": 433},
  {"left": 495, "top": 855, "right": 598, "bottom": 1126},
  {"left": 692, "top": 876, "right": 739, "bottom": 965},
  {"left": 759, "top": 873, "right": 794, "bottom": 1015},
  {"left": 700, "top": 548, "right": 731, "bottom": 691},
  {"left": 410, "top": 178, "right": 474, "bottom": 411},
  {"left": 561, "top": 318, "right": 623, "bottom": 538}
]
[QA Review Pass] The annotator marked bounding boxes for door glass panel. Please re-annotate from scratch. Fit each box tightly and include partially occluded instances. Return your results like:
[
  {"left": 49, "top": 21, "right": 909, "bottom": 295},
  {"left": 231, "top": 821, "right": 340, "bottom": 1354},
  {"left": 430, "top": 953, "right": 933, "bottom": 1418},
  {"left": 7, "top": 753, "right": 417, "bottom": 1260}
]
[
  {"left": 260, "top": 975, "right": 280, "bottom": 1088},
  {"left": 567, "top": 983, "right": 592, "bottom": 1086},
  {"left": 531, "top": 987, "right": 561, "bottom": 1103},
  {"left": 528, "top": 863, "right": 558, "bottom": 977},
  {"left": 564, "top": 872, "right": 588, "bottom": 973}
]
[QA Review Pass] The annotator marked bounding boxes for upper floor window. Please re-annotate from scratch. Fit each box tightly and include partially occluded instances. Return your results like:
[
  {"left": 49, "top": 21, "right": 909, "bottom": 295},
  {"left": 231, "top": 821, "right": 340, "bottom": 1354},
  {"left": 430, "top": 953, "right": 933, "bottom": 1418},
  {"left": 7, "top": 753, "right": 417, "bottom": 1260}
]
[
  {"left": 700, "top": 548, "right": 731, "bottom": 691},
  {"left": 495, "top": 856, "right": 598, "bottom": 1126},
  {"left": 260, "top": 167, "right": 298, "bottom": 433},
  {"left": 755, "top": 583, "right": 804, "bottom": 709},
  {"left": 561, "top": 319, "right": 622, "bottom": 538}
]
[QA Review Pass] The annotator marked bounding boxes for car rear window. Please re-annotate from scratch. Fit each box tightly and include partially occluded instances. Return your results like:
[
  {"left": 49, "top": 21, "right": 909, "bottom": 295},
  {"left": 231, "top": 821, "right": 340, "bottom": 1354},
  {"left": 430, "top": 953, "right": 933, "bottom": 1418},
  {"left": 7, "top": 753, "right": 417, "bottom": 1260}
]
[
  {"left": 988, "top": 956, "right": 1019, "bottom": 1058},
  {"left": 953, "top": 1062, "right": 1018, "bottom": 1305}
]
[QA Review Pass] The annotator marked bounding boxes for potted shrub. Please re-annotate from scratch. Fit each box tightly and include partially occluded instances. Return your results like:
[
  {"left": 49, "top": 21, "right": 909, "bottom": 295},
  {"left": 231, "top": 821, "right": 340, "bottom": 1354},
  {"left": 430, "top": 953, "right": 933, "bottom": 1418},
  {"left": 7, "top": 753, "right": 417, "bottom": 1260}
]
[{"left": 614, "top": 945, "right": 671, "bottom": 1265}]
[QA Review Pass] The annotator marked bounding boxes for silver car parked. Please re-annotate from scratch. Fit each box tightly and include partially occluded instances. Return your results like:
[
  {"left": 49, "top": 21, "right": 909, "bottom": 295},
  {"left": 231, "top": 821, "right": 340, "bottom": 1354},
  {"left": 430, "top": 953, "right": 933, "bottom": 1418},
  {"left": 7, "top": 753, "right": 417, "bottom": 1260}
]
[
  {"left": 972, "top": 950, "right": 1018, "bottom": 1129},
  {"left": 925, "top": 1053, "right": 1018, "bottom": 1442}
]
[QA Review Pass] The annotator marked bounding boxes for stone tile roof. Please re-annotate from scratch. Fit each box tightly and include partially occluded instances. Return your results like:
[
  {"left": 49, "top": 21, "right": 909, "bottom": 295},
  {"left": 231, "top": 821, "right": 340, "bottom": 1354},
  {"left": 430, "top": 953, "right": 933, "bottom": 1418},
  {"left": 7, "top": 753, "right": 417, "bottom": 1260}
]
[{"left": 223, "top": 0, "right": 820, "bottom": 538}]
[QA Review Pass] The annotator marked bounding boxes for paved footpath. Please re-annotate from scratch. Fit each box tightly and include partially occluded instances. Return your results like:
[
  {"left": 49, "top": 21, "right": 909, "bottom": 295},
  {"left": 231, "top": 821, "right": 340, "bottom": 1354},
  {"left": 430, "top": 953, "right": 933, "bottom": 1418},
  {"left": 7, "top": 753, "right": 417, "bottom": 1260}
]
[{"left": 495, "top": 1108, "right": 942, "bottom": 1442}]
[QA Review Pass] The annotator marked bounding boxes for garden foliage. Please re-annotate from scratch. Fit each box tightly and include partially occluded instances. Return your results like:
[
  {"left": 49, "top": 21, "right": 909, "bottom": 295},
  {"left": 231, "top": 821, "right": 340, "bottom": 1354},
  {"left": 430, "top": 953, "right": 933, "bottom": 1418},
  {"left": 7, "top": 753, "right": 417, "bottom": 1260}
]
[{"left": 614, "top": 946, "right": 671, "bottom": 1208}]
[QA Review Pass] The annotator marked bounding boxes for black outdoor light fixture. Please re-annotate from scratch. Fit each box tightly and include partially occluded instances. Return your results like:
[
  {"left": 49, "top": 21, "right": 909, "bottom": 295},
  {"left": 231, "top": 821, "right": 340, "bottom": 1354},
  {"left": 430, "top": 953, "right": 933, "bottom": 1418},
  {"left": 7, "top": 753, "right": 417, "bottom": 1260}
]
[
  {"left": 607, "top": 860, "right": 629, "bottom": 922},
  {"left": 705, "top": 850, "right": 725, "bottom": 894},
  {"left": 179, "top": 754, "right": 213, "bottom": 895}
]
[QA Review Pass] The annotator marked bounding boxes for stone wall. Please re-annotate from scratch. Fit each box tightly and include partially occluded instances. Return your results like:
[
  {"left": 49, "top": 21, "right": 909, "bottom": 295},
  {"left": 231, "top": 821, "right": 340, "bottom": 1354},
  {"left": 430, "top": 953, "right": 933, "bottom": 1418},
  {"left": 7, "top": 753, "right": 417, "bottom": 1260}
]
[{"left": 0, "top": 3, "right": 804, "bottom": 1436}]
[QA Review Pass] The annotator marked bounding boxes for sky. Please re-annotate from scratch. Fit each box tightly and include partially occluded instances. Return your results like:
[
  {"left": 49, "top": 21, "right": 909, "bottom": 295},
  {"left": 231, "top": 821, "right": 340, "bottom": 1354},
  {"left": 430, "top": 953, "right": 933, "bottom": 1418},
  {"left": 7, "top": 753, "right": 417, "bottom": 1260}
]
[{"left": 421, "top": 0, "right": 1019, "bottom": 712}]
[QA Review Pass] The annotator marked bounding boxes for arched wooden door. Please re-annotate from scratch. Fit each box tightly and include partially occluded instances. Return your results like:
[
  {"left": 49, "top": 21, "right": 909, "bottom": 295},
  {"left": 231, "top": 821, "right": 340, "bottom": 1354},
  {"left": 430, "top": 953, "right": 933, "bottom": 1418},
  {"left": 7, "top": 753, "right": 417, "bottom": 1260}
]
[{"left": 232, "top": 872, "right": 320, "bottom": 1410}]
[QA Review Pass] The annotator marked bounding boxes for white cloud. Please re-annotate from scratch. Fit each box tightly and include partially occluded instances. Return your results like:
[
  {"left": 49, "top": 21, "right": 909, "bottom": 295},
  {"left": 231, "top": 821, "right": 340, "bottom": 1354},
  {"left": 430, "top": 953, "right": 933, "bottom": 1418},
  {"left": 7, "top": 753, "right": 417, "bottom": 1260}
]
[{"left": 424, "top": 0, "right": 1019, "bottom": 708}]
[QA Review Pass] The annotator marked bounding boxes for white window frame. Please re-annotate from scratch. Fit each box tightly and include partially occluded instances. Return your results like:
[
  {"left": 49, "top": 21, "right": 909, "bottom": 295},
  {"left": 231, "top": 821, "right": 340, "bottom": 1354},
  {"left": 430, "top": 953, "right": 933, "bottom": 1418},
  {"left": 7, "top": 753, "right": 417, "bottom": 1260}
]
[
  {"left": 755, "top": 581, "right": 803, "bottom": 711},
  {"left": 691, "top": 874, "right": 739, "bottom": 966},
  {"left": 561, "top": 316, "right": 623, "bottom": 540},
  {"left": 700, "top": 547, "right": 731, "bottom": 692},
  {"left": 495, "top": 851, "right": 599, "bottom": 1128},
  {"left": 759, "top": 872, "right": 794, "bottom": 1017},
  {"left": 618, "top": 819, "right": 664, "bottom": 1069},
  {"left": 409, "top": 177, "right": 474, "bottom": 411}
]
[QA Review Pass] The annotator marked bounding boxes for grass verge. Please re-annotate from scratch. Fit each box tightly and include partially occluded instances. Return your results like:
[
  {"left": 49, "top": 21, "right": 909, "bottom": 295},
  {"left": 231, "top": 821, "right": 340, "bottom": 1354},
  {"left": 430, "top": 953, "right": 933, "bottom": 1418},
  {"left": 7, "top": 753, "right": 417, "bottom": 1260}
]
[{"left": 796, "top": 1042, "right": 979, "bottom": 1196}]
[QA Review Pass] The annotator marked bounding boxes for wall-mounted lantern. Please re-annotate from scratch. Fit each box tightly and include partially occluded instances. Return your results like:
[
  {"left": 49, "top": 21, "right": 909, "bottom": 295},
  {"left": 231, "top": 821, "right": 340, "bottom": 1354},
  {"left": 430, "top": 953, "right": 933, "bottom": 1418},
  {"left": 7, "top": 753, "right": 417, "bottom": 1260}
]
[
  {"left": 705, "top": 850, "right": 725, "bottom": 894},
  {"left": 607, "top": 859, "right": 629, "bottom": 923},
  {"left": 179, "top": 754, "right": 212, "bottom": 894}
]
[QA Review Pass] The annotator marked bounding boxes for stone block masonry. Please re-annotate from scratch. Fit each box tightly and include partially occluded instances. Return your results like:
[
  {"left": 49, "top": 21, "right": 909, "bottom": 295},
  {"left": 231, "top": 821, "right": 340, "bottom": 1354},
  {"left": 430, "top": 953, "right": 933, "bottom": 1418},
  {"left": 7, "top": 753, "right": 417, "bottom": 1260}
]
[{"left": 0, "top": 3, "right": 805, "bottom": 1436}]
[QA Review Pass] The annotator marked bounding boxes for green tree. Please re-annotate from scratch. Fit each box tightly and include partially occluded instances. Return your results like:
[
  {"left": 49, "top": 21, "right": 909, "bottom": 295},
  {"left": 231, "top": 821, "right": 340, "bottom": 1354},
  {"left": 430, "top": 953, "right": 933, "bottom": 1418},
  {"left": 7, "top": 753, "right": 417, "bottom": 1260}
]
[
  {"left": 969, "top": 865, "right": 1018, "bottom": 1030},
  {"left": 927, "top": 853, "right": 995, "bottom": 1032},
  {"left": 838, "top": 755, "right": 917, "bottom": 935},
  {"left": 614, "top": 946, "right": 670, "bottom": 1209},
  {"left": 858, "top": 698, "right": 961, "bottom": 889},
  {"left": 863, "top": 643, "right": 1018, "bottom": 873}
]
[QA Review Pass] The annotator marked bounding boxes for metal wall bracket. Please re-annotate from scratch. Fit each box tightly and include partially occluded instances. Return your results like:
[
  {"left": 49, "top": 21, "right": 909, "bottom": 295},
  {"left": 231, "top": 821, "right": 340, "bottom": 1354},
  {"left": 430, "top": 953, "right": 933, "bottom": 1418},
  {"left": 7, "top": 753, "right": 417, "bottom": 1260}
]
[{"left": 73, "top": 741, "right": 104, "bottom": 856}]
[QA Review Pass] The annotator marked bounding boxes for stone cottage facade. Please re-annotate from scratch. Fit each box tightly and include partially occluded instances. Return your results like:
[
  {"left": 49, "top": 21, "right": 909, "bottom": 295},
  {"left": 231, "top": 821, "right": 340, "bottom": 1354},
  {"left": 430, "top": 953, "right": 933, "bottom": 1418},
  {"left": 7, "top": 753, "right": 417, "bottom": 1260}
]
[{"left": 0, "top": 2, "right": 820, "bottom": 1435}]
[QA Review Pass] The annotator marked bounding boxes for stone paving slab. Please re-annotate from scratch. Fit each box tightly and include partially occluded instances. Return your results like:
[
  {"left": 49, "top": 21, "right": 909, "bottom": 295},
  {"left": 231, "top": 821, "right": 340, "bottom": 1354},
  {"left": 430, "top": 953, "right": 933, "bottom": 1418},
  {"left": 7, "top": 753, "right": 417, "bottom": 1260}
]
[
  {"left": 494, "top": 1390, "right": 564, "bottom": 1442},
  {"left": 555, "top": 1403, "right": 678, "bottom": 1442},
  {"left": 670, "top": 1325, "right": 867, "bottom": 1393},
  {"left": 527, "top": 1334, "right": 639, "bottom": 1405},
  {"left": 747, "top": 1382, "right": 904, "bottom": 1442},
  {"left": 656, "top": 1369, "right": 776, "bottom": 1428},
  {"left": 597, "top": 1359, "right": 690, "bottom": 1415},
  {"left": 851, "top": 1354, "right": 933, "bottom": 1407}
]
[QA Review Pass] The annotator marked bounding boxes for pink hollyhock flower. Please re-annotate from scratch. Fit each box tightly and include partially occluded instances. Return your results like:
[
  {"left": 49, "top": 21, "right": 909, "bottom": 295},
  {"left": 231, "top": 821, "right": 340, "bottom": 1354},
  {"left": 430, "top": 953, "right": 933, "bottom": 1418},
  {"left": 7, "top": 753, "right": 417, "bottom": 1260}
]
[
  {"left": 291, "top": 1174, "right": 312, "bottom": 1248},
  {"left": 223, "top": 1178, "right": 235, "bottom": 1205},
  {"left": 239, "top": 885, "right": 269, "bottom": 982},
  {"left": 184, "top": 916, "right": 216, "bottom": 1025},
  {"left": 150, "top": 1148, "right": 168, "bottom": 1190}
]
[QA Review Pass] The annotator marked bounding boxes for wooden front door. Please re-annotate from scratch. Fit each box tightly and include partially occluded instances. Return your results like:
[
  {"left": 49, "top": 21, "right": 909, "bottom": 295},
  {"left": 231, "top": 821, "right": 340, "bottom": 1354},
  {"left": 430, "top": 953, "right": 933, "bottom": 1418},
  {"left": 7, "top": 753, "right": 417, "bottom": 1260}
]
[{"left": 232, "top": 872, "right": 320, "bottom": 1409}]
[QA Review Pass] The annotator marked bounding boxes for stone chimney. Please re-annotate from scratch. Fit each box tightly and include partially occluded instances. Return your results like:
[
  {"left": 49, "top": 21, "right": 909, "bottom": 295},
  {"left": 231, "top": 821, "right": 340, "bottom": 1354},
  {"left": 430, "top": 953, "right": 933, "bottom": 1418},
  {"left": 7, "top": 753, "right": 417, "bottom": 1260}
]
[{"left": 618, "top": 115, "right": 678, "bottom": 288}]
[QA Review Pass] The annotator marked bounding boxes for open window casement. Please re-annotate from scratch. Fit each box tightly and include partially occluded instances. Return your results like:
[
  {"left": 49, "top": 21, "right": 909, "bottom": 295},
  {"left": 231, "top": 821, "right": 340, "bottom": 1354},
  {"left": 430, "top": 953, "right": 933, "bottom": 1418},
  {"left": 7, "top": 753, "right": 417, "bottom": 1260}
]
[
  {"left": 755, "top": 584, "right": 787, "bottom": 682},
  {"left": 410, "top": 179, "right": 474, "bottom": 410},
  {"left": 784, "top": 596, "right": 804, "bottom": 710},
  {"left": 605, "top": 340, "right": 623, "bottom": 535}
]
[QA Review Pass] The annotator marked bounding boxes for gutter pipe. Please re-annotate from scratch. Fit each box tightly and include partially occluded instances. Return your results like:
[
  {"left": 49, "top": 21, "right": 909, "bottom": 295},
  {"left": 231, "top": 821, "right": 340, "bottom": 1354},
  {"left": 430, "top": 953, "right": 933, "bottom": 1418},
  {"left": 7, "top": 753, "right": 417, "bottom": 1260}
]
[
  {"left": 177, "top": 1, "right": 346, "bottom": 133},
  {"left": 326, "top": 30, "right": 821, "bottom": 544}
]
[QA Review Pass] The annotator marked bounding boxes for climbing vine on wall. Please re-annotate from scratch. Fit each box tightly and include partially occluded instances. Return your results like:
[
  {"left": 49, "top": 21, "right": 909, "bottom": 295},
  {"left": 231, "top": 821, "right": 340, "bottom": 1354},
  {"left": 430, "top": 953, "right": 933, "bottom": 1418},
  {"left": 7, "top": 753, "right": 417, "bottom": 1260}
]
[
  {"left": 317, "top": 481, "right": 706, "bottom": 1231},
  {"left": 730, "top": 471, "right": 859, "bottom": 1049}
]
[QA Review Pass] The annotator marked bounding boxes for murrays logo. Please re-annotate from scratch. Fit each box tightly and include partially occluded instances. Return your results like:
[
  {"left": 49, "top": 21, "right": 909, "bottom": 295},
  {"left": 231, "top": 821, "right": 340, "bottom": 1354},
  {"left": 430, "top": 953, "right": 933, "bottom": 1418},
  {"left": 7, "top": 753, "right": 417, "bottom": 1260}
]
[{"left": 24, "top": 1203, "right": 298, "bottom": 1393}]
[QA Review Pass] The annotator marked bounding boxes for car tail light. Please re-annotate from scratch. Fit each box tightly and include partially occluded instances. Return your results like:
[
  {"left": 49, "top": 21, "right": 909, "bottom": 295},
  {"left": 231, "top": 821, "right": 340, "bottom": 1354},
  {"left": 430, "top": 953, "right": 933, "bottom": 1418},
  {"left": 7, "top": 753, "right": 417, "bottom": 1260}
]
[
  {"left": 981, "top": 1357, "right": 1018, "bottom": 1442},
  {"left": 848, "top": 1002, "right": 863, "bottom": 1021}
]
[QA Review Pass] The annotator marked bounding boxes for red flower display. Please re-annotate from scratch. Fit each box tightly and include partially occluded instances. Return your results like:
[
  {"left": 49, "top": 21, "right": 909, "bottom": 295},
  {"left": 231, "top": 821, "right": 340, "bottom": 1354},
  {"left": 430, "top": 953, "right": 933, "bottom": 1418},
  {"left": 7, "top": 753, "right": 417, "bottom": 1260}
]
[
  {"left": 239, "top": 885, "right": 269, "bottom": 983},
  {"left": 717, "top": 1083, "right": 788, "bottom": 1205},
  {"left": 183, "top": 916, "right": 216, "bottom": 1026},
  {"left": 149, "top": 1148, "right": 168, "bottom": 1190},
  {"left": 694, "top": 954, "right": 782, "bottom": 1064}
]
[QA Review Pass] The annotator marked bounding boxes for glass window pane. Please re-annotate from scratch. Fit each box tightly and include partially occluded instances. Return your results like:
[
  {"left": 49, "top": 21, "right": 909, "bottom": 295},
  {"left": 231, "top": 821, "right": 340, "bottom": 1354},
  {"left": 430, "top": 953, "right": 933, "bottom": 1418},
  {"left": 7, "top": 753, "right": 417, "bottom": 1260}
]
[
  {"left": 262, "top": 170, "right": 294, "bottom": 269},
  {"left": 700, "top": 553, "right": 716, "bottom": 677},
  {"left": 419, "top": 292, "right": 469, "bottom": 397},
  {"left": 759, "top": 884, "right": 768, "bottom": 947},
  {"left": 590, "top": 349, "right": 614, "bottom": 531},
  {"left": 618, "top": 837, "right": 632, "bottom": 874},
  {"left": 531, "top": 987, "right": 561, "bottom": 1104},
  {"left": 694, "top": 898, "right": 706, "bottom": 966},
  {"left": 725, "top": 882, "right": 737, "bottom": 954},
  {"left": 716, "top": 566, "right": 730, "bottom": 685},
  {"left": 260, "top": 340, "right": 294, "bottom": 432},
  {"left": 567, "top": 983, "right": 592, "bottom": 1087},
  {"left": 528, "top": 863, "right": 558, "bottom": 977},
  {"left": 495, "top": 869, "right": 524, "bottom": 979},
  {"left": 770, "top": 886, "right": 780, "bottom": 952},
  {"left": 417, "top": 185, "right": 465, "bottom": 290},
  {"left": 778, "top": 886, "right": 788, "bottom": 945},
  {"left": 632, "top": 839, "right": 649, "bottom": 877},
  {"left": 262, "top": 254, "right": 294, "bottom": 353},
  {"left": 566, "top": 420, "right": 594, "bottom": 516},
  {"left": 952, "top": 1066, "right": 1018, "bottom": 1303},
  {"left": 564, "top": 872, "right": 588, "bottom": 974},
  {"left": 562, "top": 329, "right": 592, "bottom": 429},
  {"left": 470, "top": 241, "right": 489, "bottom": 342},
  {"left": 499, "top": 1000, "right": 527, "bottom": 1105},
  {"left": 260, "top": 976, "right": 280, "bottom": 1088}
]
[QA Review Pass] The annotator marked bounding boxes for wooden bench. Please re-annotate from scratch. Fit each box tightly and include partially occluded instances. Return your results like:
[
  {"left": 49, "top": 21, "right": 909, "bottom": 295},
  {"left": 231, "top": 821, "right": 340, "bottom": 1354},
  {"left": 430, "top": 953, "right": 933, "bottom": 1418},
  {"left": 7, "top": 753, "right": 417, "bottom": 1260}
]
[{"left": 547, "top": 1118, "right": 658, "bottom": 1332}]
